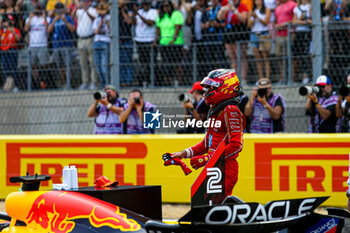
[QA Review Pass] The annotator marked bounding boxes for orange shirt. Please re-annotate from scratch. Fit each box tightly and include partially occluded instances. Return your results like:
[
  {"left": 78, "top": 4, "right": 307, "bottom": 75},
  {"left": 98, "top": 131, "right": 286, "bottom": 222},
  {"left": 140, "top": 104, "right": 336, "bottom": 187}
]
[
  {"left": 221, "top": 0, "right": 253, "bottom": 10},
  {"left": 1, "top": 28, "right": 21, "bottom": 51}
]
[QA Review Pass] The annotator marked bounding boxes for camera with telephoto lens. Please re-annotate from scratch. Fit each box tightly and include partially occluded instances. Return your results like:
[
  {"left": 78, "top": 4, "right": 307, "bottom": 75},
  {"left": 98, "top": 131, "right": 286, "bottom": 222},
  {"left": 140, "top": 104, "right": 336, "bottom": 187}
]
[
  {"left": 93, "top": 91, "right": 108, "bottom": 100},
  {"left": 257, "top": 88, "right": 267, "bottom": 98},
  {"left": 178, "top": 93, "right": 190, "bottom": 103},
  {"left": 339, "top": 86, "right": 350, "bottom": 97},
  {"left": 134, "top": 97, "right": 141, "bottom": 105},
  {"left": 299, "top": 86, "right": 321, "bottom": 96}
]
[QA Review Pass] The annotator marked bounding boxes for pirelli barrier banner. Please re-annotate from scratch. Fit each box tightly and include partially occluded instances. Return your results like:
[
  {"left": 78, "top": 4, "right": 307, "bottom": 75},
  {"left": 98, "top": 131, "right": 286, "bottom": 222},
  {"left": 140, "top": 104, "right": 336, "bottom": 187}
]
[{"left": 0, "top": 134, "right": 349, "bottom": 207}]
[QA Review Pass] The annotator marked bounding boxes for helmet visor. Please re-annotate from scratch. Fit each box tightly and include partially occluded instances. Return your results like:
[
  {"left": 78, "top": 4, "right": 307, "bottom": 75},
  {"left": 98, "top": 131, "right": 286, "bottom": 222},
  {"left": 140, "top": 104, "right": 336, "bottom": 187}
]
[{"left": 200, "top": 77, "right": 220, "bottom": 88}]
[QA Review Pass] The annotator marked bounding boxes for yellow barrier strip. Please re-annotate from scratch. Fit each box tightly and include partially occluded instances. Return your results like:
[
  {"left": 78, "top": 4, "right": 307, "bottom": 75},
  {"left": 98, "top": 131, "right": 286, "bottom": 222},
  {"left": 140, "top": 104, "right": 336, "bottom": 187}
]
[
  {"left": 272, "top": 148, "right": 350, "bottom": 155},
  {"left": 20, "top": 147, "right": 127, "bottom": 154}
]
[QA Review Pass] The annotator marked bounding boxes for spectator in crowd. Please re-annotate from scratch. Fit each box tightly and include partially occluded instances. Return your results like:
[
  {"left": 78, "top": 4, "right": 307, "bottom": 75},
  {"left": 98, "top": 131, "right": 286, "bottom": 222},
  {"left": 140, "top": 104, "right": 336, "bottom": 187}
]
[
  {"left": 119, "top": 0, "right": 133, "bottom": 86},
  {"left": 153, "top": 0, "right": 184, "bottom": 86},
  {"left": 305, "top": 75, "right": 339, "bottom": 133},
  {"left": 292, "top": 0, "right": 312, "bottom": 84},
  {"left": 1, "top": 16, "right": 21, "bottom": 91},
  {"left": 87, "top": 84, "right": 127, "bottom": 134},
  {"left": 48, "top": 2, "right": 76, "bottom": 88},
  {"left": 245, "top": 78, "right": 286, "bottom": 133},
  {"left": 187, "top": 0, "right": 208, "bottom": 78},
  {"left": 92, "top": 2, "right": 110, "bottom": 88},
  {"left": 274, "top": 0, "right": 297, "bottom": 83},
  {"left": 24, "top": 4, "right": 50, "bottom": 89},
  {"left": 325, "top": 0, "right": 350, "bottom": 65},
  {"left": 336, "top": 74, "right": 350, "bottom": 132},
  {"left": 72, "top": 0, "right": 99, "bottom": 90},
  {"left": 203, "top": 0, "right": 225, "bottom": 71},
  {"left": 177, "top": 81, "right": 210, "bottom": 134},
  {"left": 218, "top": 0, "right": 249, "bottom": 84},
  {"left": 119, "top": 89, "right": 157, "bottom": 134},
  {"left": 132, "top": 0, "right": 158, "bottom": 86},
  {"left": 247, "top": 0, "right": 271, "bottom": 80}
]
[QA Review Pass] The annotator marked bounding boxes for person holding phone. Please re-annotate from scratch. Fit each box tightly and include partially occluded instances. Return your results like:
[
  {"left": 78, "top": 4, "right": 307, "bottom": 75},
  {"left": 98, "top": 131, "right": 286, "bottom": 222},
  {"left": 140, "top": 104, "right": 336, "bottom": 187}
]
[{"left": 244, "top": 78, "right": 286, "bottom": 133}]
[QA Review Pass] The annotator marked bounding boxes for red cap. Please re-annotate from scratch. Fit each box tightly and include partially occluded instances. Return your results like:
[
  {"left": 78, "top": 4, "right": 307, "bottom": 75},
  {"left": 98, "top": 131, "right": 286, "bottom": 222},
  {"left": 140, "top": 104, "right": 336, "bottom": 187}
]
[
  {"left": 189, "top": 81, "right": 203, "bottom": 93},
  {"left": 94, "top": 176, "right": 118, "bottom": 187}
]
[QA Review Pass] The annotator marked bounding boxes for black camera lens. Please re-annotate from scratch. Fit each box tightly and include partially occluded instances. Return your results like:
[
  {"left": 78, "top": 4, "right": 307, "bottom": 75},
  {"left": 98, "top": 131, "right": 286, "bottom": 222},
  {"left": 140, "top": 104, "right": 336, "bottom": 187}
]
[
  {"left": 93, "top": 92, "right": 102, "bottom": 100},
  {"left": 134, "top": 97, "right": 141, "bottom": 105},
  {"left": 257, "top": 88, "right": 267, "bottom": 98},
  {"left": 339, "top": 86, "right": 350, "bottom": 97}
]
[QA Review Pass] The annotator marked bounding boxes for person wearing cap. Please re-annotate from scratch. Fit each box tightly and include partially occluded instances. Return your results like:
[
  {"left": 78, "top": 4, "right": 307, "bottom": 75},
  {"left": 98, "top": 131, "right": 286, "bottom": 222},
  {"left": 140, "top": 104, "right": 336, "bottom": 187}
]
[
  {"left": 119, "top": 89, "right": 157, "bottom": 134},
  {"left": 177, "top": 81, "right": 210, "bottom": 134},
  {"left": 87, "top": 84, "right": 127, "bottom": 134},
  {"left": 92, "top": 2, "right": 111, "bottom": 88},
  {"left": 72, "top": 0, "right": 99, "bottom": 90},
  {"left": 132, "top": 0, "right": 158, "bottom": 86},
  {"left": 305, "top": 75, "right": 339, "bottom": 133},
  {"left": 48, "top": 2, "right": 76, "bottom": 88},
  {"left": 245, "top": 78, "right": 286, "bottom": 133}
]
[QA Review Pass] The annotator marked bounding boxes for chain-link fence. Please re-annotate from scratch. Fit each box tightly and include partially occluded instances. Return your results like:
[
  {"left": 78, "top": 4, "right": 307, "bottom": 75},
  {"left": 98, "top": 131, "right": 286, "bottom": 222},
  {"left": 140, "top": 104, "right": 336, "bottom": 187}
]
[
  {"left": 0, "top": 0, "right": 349, "bottom": 133},
  {"left": 0, "top": 0, "right": 349, "bottom": 89}
]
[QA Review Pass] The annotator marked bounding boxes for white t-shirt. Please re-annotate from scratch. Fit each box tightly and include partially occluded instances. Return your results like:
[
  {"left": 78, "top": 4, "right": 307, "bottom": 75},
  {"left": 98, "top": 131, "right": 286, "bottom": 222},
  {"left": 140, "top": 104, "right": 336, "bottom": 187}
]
[
  {"left": 25, "top": 16, "right": 50, "bottom": 47},
  {"left": 293, "top": 4, "right": 311, "bottom": 32},
  {"left": 250, "top": 9, "right": 269, "bottom": 33},
  {"left": 92, "top": 15, "right": 111, "bottom": 43},
  {"left": 76, "top": 7, "right": 98, "bottom": 37},
  {"left": 135, "top": 8, "right": 158, "bottom": 42}
]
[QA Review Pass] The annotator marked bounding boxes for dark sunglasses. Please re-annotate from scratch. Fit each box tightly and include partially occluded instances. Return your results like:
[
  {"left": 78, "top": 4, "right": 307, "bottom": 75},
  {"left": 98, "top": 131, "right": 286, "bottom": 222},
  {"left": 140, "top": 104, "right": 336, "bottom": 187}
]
[{"left": 319, "top": 85, "right": 326, "bottom": 89}]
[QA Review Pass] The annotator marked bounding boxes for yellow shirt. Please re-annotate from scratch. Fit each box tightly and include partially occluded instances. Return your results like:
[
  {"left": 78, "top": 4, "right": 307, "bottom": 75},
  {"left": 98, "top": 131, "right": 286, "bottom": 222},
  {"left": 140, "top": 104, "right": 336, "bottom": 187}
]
[{"left": 46, "top": 0, "right": 72, "bottom": 11}]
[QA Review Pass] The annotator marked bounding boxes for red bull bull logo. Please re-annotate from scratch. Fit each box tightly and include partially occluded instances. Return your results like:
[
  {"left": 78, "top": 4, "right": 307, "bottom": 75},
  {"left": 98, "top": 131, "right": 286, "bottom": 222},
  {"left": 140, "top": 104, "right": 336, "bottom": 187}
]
[{"left": 26, "top": 191, "right": 141, "bottom": 233}]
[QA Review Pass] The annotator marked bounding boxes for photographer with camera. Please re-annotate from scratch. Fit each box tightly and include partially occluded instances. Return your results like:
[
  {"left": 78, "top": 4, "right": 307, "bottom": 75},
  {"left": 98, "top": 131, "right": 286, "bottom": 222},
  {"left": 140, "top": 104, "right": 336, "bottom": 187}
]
[
  {"left": 336, "top": 74, "right": 350, "bottom": 132},
  {"left": 87, "top": 85, "right": 127, "bottom": 134},
  {"left": 245, "top": 78, "right": 286, "bottom": 133},
  {"left": 119, "top": 89, "right": 157, "bottom": 134},
  {"left": 177, "top": 81, "right": 210, "bottom": 134},
  {"left": 304, "top": 75, "right": 339, "bottom": 133}
]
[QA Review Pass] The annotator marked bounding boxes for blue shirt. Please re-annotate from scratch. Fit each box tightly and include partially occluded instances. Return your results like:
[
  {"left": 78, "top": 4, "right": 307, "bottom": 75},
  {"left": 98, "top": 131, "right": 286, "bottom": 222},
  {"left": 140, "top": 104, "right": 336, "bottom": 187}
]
[{"left": 49, "top": 15, "right": 75, "bottom": 48}]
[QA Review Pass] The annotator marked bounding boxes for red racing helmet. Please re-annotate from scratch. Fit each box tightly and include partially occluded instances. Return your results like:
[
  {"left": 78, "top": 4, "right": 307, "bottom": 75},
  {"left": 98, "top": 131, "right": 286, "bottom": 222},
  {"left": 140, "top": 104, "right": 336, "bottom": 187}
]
[{"left": 200, "top": 69, "right": 240, "bottom": 105}]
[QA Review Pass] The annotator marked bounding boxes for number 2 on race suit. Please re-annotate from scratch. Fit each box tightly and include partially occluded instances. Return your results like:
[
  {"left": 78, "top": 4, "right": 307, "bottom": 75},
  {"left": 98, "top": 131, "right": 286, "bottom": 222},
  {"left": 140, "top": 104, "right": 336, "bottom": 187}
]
[{"left": 207, "top": 167, "right": 222, "bottom": 194}]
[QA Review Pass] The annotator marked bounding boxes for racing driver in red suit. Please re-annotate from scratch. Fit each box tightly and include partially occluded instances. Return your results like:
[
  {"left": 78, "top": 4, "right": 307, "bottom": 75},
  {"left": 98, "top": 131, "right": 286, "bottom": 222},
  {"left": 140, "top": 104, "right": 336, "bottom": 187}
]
[{"left": 172, "top": 69, "right": 246, "bottom": 196}]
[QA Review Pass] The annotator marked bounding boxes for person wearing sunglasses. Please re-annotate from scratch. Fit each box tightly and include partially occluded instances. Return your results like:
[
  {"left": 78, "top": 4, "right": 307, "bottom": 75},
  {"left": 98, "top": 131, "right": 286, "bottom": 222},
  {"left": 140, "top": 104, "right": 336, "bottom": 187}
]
[{"left": 305, "top": 75, "right": 339, "bottom": 133}]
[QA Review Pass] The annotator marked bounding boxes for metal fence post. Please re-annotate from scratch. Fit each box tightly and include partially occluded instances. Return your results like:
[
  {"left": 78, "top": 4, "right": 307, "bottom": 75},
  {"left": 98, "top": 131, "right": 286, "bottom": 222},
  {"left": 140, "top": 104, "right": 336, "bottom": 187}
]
[
  {"left": 110, "top": 0, "right": 120, "bottom": 91},
  {"left": 237, "top": 41, "right": 241, "bottom": 80},
  {"left": 27, "top": 49, "right": 32, "bottom": 91},
  {"left": 192, "top": 43, "right": 197, "bottom": 83},
  {"left": 65, "top": 48, "right": 71, "bottom": 90},
  {"left": 312, "top": 0, "right": 323, "bottom": 82},
  {"left": 283, "top": 39, "right": 287, "bottom": 84},
  {"left": 150, "top": 46, "right": 155, "bottom": 87},
  {"left": 287, "top": 23, "right": 292, "bottom": 84}
]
